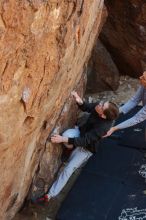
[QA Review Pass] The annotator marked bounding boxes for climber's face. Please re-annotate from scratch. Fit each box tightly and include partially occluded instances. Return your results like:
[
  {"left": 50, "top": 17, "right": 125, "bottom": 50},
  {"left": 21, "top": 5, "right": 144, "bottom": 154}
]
[
  {"left": 140, "top": 71, "right": 146, "bottom": 88},
  {"left": 95, "top": 101, "right": 109, "bottom": 118}
]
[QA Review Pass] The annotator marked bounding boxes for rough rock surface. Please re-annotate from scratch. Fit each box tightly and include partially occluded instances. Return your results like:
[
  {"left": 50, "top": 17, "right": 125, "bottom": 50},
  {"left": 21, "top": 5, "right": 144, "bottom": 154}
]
[
  {"left": 100, "top": 0, "right": 146, "bottom": 77},
  {"left": 0, "top": 0, "right": 105, "bottom": 219},
  {"left": 87, "top": 40, "right": 120, "bottom": 93}
]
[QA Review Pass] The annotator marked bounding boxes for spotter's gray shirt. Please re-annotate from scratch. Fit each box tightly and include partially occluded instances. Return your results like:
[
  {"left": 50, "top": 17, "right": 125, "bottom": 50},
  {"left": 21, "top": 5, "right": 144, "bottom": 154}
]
[{"left": 117, "top": 85, "right": 146, "bottom": 129}]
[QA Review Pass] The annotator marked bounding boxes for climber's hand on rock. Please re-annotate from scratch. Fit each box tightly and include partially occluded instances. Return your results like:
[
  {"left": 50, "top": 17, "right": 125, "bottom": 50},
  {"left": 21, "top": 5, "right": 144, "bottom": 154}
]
[
  {"left": 51, "top": 134, "right": 68, "bottom": 143},
  {"left": 71, "top": 91, "right": 83, "bottom": 105}
]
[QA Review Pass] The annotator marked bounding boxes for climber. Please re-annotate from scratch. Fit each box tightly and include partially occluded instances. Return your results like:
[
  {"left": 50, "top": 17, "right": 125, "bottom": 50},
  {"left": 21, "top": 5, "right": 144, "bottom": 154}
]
[
  {"left": 35, "top": 91, "right": 119, "bottom": 203},
  {"left": 103, "top": 71, "right": 146, "bottom": 138}
]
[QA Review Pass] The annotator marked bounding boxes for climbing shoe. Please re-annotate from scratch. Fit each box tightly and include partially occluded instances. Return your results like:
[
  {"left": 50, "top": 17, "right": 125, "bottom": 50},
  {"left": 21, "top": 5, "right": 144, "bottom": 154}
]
[{"left": 32, "top": 194, "right": 50, "bottom": 204}]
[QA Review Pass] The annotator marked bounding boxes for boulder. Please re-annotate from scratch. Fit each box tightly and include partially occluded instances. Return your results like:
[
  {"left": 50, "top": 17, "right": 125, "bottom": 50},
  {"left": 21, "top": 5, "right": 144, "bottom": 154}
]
[
  {"left": 100, "top": 0, "right": 146, "bottom": 77},
  {"left": 0, "top": 1, "right": 105, "bottom": 219},
  {"left": 87, "top": 40, "right": 120, "bottom": 93}
]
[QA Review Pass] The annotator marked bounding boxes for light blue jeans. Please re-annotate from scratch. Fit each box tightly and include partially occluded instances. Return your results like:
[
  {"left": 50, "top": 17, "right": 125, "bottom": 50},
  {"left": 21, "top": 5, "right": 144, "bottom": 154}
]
[{"left": 47, "top": 127, "right": 93, "bottom": 198}]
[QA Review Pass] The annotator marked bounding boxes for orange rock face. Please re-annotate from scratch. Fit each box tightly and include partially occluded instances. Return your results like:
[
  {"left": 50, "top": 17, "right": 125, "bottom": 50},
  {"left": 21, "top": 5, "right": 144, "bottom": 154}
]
[
  {"left": 101, "top": 0, "right": 146, "bottom": 77},
  {"left": 0, "top": 1, "right": 105, "bottom": 219}
]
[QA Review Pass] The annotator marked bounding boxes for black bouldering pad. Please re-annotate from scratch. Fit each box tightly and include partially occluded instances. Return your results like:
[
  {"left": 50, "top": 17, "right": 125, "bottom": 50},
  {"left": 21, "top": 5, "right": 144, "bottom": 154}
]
[
  {"left": 57, "top": 142, "right": 146, "bottom": 220},
  {"left": 84, "top": 139, "right": 145, "bottom": 187},
  {"left": 57, "top": 106, "right": 146, "bottom": 220}
]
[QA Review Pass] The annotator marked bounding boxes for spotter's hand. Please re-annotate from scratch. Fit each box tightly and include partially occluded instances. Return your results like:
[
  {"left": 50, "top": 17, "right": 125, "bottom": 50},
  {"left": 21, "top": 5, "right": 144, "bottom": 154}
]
[{"left": 103, "top": 127, "right": 118, "bottom": 138}]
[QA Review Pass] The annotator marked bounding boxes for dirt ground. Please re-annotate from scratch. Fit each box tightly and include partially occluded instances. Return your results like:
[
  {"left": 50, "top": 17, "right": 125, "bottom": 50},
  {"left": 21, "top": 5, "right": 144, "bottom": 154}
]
[{"left": 85, "top": 75, "right": 139, "bottom": 106}]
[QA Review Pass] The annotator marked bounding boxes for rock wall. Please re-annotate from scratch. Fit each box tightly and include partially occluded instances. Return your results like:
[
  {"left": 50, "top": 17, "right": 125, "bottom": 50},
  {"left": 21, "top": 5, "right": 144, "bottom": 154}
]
[
  {"left": 0, "top": 0, "right": 105, "bottom": 219},
  {"left": 29, "top": 73, "right": 87, "bottom": 202},
  {"left": 100, "top": 0, "right": 146, "bottom": 77}
]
